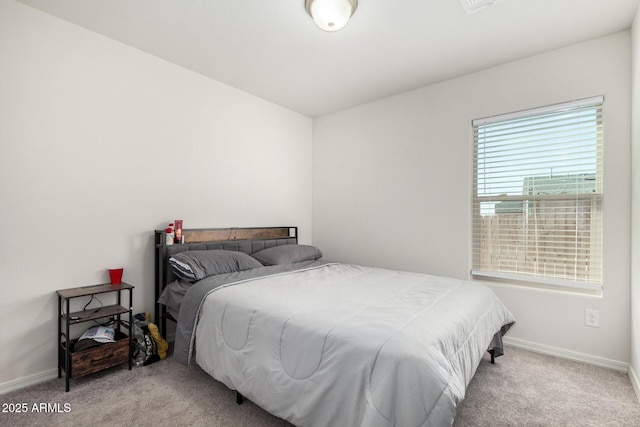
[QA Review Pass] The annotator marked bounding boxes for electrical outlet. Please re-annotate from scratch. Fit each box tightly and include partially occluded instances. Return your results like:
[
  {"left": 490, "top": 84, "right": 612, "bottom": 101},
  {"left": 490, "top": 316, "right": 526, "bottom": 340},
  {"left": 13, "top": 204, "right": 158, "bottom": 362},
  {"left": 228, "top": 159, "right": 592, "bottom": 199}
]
[{"left": 585, "top": 309, "right": 599, "bottom": 328}]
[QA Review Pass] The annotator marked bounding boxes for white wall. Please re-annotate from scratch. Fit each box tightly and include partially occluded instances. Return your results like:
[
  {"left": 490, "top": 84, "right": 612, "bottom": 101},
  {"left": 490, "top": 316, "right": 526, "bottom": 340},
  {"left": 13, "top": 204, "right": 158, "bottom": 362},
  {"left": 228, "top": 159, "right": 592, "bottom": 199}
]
[
  {"left": 0, "top": 0, "right": 312, "bottom": 388},
  {"left": 313, "top": 32, "right": 631, "bottom": 366},
  {"left": 630, "top": 4, "right": 640, "bottom": 399}
]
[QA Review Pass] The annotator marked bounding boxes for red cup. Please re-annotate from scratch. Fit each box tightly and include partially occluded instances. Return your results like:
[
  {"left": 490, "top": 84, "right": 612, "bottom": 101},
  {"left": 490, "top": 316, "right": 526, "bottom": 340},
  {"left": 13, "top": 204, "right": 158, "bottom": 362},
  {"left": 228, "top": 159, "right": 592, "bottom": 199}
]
[{"left": 108, "top": 268, "right": 124, "bottom": 285}]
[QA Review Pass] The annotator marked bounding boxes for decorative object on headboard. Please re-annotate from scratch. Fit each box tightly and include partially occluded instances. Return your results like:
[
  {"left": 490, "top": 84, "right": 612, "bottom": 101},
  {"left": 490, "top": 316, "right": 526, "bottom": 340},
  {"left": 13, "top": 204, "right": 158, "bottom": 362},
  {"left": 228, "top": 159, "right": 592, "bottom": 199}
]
[
  {"left": 174, "top": 220, "right": 183, "bottom": 244},
  {"left": 164, "top": 223, "right": 175, "bottom": 245},
  {"left": 153, "top": 226, "right": 298, "bottom": 338}
]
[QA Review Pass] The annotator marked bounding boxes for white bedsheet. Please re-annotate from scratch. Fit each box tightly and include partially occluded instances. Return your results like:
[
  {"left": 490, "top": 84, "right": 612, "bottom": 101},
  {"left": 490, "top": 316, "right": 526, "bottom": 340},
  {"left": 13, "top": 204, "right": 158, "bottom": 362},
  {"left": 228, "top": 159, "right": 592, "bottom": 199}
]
[{"left": 195, "top": 263, "right": 514, "bottom": 427}]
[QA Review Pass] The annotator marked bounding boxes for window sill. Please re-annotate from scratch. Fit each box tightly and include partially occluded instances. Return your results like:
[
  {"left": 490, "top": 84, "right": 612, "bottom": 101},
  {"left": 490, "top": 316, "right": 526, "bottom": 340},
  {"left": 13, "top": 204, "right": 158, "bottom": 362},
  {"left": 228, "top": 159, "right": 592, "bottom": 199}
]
[{"left": 471, "top": 270, "right": 602, "bottom": 297}]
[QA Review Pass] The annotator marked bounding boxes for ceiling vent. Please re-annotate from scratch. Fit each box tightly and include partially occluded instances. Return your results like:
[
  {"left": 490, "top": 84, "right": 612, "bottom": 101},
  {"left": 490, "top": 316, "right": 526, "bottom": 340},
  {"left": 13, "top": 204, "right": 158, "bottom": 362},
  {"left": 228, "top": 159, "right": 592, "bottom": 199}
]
[{"left": 459, "top": 0, "right": 504, "bottom": 14}]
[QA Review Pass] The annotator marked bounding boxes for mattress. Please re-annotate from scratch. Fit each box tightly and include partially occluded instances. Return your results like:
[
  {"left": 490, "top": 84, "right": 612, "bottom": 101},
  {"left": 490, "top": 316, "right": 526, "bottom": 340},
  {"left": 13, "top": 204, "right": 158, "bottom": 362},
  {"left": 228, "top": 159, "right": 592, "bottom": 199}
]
[{"left": 175, "top": 262, "right": 514, "bottom": 427}]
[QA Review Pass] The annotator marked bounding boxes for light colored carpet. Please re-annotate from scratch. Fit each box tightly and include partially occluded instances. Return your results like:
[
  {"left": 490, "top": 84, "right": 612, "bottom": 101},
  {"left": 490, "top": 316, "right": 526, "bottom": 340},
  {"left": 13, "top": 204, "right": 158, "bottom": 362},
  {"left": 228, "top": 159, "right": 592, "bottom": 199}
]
[
  {"left": 454, "top": 347, "right": 640, "bottom": 426},
  {"left": 1, "top": 346, "right": 638, "bottom": 426}
]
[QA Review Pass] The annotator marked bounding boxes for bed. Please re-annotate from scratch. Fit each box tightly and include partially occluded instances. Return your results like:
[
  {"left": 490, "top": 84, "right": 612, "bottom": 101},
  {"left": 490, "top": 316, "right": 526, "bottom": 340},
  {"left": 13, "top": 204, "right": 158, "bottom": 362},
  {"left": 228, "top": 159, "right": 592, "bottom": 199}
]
[{"left": 154, "top": 226, "right": 515, "bottom": 427}]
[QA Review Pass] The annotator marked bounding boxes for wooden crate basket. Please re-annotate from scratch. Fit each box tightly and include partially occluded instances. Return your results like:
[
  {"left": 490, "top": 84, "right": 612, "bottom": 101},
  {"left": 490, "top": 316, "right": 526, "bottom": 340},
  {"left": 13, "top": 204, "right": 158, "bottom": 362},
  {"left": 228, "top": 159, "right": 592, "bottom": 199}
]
[{"left": 60, "top": 330, "right": 129, "bottom": 378}]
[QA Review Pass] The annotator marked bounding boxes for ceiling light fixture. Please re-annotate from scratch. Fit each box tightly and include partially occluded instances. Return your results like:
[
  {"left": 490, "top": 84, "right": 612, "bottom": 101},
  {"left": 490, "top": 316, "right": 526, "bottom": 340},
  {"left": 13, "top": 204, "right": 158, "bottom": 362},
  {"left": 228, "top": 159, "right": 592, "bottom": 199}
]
[{"left": 305, "top": 0, "right": 358, "bottom": 32}]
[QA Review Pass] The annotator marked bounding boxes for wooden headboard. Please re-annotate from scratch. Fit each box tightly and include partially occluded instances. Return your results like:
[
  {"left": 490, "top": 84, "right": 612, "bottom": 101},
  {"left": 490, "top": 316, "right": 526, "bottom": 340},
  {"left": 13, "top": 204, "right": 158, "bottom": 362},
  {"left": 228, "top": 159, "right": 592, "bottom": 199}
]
[{"left": 153, "top": 226, "right": 298, "bottom": 337}]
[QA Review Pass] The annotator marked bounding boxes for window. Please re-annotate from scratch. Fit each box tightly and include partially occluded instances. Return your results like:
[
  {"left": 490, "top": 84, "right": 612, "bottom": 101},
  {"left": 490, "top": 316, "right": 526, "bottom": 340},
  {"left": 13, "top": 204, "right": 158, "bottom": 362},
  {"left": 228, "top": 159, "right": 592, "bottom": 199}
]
[{"left": 472, "top": 96, "right": 603, "bottom": 292}]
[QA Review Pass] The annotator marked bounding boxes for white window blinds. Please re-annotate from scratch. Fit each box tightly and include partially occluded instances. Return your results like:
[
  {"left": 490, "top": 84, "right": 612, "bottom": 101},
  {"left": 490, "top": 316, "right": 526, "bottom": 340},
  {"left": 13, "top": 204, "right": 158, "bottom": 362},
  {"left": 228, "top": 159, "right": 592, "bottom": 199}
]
[{"left": 472, "top": 96, "right": 603, "bottom": 291}]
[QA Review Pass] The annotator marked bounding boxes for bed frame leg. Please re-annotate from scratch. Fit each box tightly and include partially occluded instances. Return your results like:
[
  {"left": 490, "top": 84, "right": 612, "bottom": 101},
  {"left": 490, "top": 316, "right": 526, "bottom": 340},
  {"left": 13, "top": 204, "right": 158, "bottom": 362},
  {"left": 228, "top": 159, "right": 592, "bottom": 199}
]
[
  {"left": 488, "top": 349, "right": 495, "bottom": 364},
  {"left": 236, "top": 392, "right": 244, "bottom": 405}
]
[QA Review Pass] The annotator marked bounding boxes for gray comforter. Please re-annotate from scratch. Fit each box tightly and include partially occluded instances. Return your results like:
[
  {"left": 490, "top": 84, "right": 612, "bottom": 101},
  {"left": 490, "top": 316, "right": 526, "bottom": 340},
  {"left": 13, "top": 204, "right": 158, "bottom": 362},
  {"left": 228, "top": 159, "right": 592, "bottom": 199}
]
[
  {"left": 174, "top": 260, "right": 325, "bottom": 364},
  {"left": 175, "top": 262, "right": 515, "bottom": 427}
]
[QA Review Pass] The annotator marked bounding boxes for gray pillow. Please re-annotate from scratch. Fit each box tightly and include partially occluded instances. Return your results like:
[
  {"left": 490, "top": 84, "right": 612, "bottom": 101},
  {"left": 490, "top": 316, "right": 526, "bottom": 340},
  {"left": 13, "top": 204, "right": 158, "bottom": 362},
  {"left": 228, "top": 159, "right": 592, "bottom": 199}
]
[
  {"left": 251, "top": 244, "right": 323, "bottom": 266},
  {"left": 169, "top": 250, "right": 263, "bottom": 281}
]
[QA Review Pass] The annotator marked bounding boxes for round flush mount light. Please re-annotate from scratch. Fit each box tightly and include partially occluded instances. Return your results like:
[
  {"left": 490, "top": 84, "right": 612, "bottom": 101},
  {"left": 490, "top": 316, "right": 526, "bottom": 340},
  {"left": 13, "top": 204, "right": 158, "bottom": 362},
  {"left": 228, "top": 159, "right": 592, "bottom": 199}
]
[{"left": 305, "top": 0, "right": 358, "bottom": 32}]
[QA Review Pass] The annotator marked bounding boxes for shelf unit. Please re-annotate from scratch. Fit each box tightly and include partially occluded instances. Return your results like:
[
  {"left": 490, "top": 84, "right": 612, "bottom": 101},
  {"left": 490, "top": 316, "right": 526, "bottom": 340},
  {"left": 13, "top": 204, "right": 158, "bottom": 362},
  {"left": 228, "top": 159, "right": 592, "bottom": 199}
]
[{"left": 57, "top": 282, "right": 133, "bottom": 392}]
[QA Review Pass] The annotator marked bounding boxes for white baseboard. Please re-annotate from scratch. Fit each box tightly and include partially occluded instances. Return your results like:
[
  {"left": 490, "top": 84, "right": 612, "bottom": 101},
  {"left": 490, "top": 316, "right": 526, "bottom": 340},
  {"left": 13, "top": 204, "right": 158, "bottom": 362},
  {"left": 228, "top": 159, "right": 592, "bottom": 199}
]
[
  {"left": 504, "top": 336, "right": 628, "bottom": 372},
  {"left": 0, "top": 368, "right": 58, "bottom": 395},
  {"left": 629, "top": 364, "right": 640, "bottom": 404}
]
